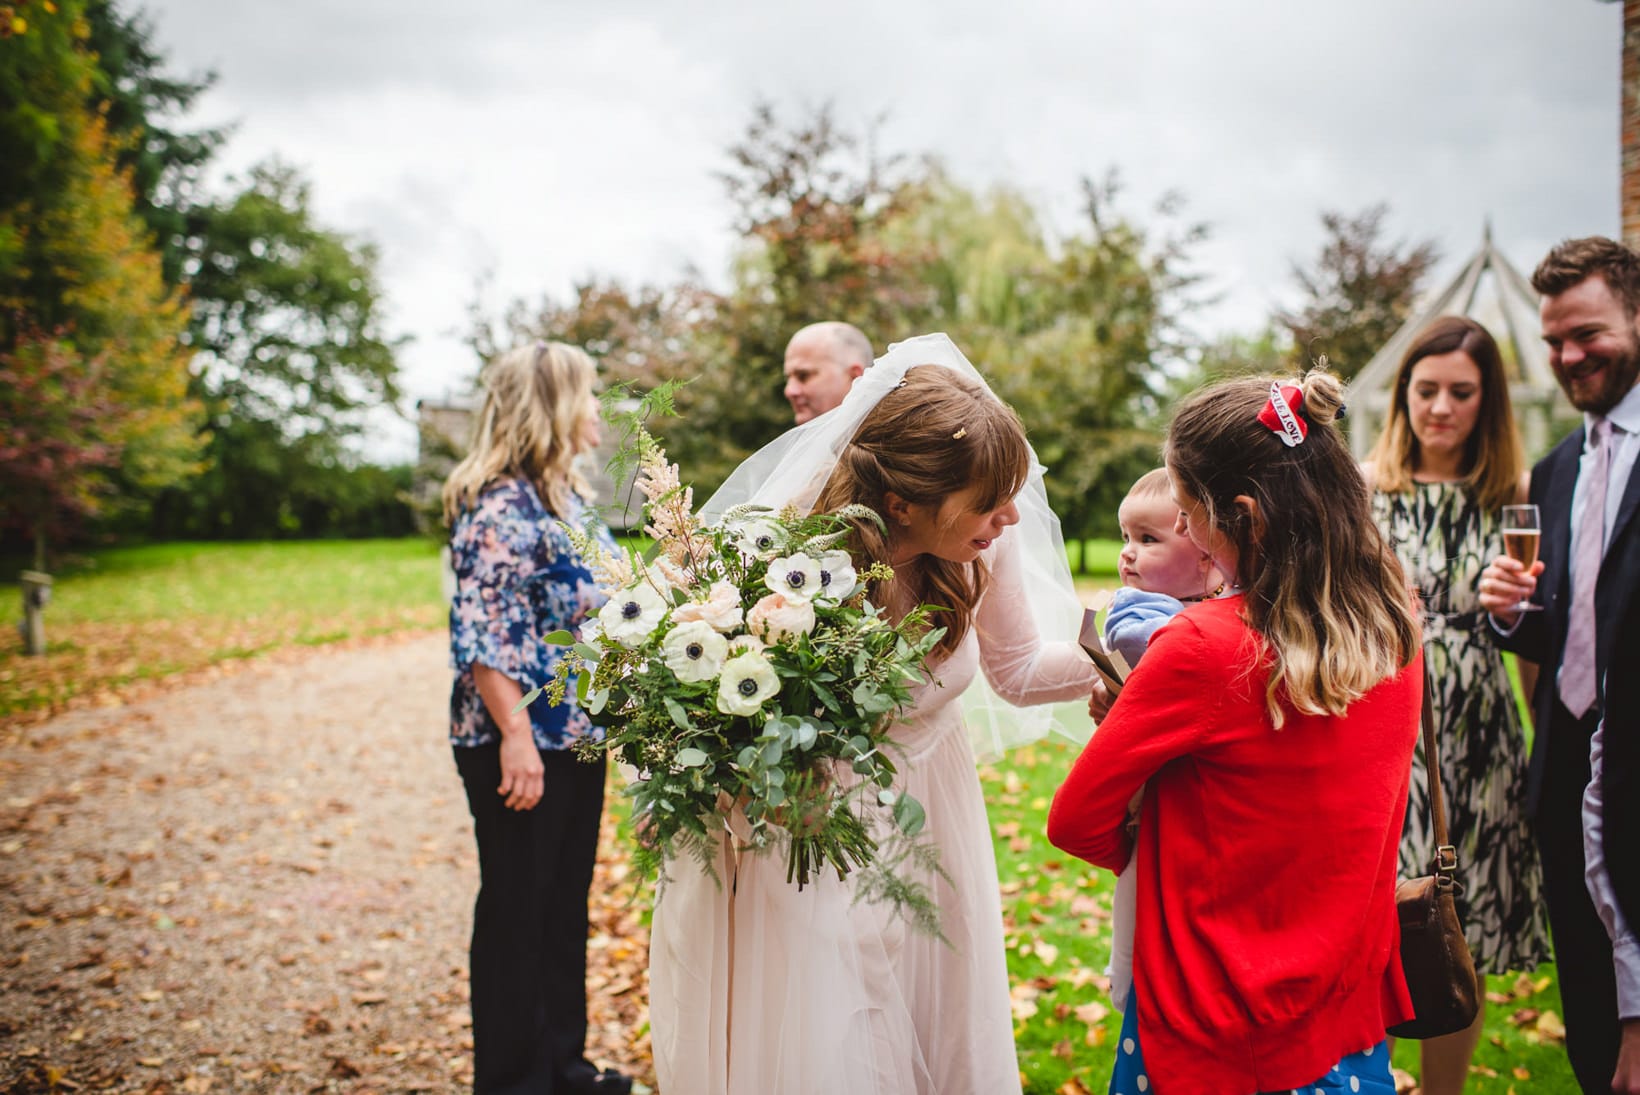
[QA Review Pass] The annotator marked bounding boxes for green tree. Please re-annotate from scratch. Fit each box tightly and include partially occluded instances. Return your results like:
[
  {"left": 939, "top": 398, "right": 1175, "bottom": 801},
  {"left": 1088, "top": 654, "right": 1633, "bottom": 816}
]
[
  {"left": 1276, "top": 204, "right": 1440, "bottom": 379},
  {"left": 149, "top": 160, "right": 405, "bottom": 537},
  {"left": 0, "top": 0, "right": 203, "bottom": 559},
  {"left": 82, "top": 0, "right": 226, "bottom": 287}
]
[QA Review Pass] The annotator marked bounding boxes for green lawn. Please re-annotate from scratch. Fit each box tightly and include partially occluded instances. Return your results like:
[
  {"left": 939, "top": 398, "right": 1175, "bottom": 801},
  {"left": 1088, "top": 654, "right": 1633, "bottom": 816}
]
[{"left": 0, "top": 539, "right": 445, "bottom": 717}]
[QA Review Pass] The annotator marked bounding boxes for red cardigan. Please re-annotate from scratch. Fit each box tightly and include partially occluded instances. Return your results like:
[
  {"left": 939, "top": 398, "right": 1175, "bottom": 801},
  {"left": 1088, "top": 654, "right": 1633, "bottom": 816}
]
[{"left": 1047, "top": 596, "right": 1418, "bottom": 1095}]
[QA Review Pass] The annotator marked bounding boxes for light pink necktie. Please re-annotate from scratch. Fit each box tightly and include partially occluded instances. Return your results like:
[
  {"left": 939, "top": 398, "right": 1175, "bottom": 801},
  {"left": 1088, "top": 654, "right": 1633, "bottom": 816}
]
[{"left": 1560, "top": 417, "right": 1610, "bottom": 717}]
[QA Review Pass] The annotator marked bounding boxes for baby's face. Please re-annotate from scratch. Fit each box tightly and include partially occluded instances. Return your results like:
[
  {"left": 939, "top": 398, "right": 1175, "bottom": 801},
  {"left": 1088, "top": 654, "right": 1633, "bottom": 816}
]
[{"left": 1117, "top": 493, "right": 1212, "bottom": 600}]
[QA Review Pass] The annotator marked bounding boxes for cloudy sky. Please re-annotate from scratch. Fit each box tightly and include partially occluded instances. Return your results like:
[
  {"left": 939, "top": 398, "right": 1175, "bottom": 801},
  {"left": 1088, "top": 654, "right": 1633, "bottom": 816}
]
[{"left": 140, "top": 0, "right": 1621, "bottom": 461}]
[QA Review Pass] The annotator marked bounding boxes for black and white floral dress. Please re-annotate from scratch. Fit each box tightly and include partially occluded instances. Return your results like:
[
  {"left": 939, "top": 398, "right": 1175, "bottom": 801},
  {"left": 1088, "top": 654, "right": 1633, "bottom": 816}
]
[{"left": 1373, "top": 481, "right": 1551, "bottom": 974}]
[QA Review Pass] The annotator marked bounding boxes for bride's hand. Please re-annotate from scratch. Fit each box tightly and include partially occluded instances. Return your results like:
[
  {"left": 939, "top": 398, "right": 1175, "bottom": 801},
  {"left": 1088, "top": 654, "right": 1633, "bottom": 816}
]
[{"left": 1088, "top": 680, "right": 1114, "bottom": 722}]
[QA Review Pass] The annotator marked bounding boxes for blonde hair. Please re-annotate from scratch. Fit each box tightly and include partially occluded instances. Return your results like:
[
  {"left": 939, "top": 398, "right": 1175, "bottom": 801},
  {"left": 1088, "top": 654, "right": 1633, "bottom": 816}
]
[
  {"left": 813, "top": 365, "right": 1030, "bottom": 658},
  {"left": 441, "top": 342, "right": 597, "bottom": 524},
  {"left": 1366, "top": 315, "right": 1523, "bottom": 511},
  {"left": 1166, "top": 368, "right": 1420, "bottom": 728},
  {"left": 1124, "top": 467, "right": 1173, "bottom": 504}
]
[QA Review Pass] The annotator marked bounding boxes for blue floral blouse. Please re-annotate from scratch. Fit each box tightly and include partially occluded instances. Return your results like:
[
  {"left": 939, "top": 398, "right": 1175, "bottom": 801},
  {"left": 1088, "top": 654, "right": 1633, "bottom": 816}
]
[{"left": 447, "top": 477, "right": 615, "bottom": 751}]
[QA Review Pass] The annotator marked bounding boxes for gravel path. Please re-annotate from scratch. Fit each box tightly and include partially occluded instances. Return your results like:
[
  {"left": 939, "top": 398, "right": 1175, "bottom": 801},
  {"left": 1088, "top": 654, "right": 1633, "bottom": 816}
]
[{"left": 0, "top": 634, "right": 652, "bottom": 1094}]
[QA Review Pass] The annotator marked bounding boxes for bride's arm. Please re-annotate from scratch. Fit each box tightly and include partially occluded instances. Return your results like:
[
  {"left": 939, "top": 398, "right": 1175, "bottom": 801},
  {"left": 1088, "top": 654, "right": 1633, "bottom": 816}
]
[{"left": 973, "top": 529, "right": 1099, "bottom": 707}]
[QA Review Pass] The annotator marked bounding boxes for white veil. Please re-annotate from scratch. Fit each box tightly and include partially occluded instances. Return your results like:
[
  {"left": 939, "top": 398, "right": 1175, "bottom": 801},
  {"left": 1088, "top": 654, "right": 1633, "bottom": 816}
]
[{"left": 700, "top": 332, "right": 1092, "bottom": 757}]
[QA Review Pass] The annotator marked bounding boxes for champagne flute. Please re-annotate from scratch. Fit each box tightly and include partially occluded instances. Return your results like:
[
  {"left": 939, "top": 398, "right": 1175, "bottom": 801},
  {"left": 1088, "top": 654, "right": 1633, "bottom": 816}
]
[{"left": 1500, "top": 503, "right": 1543, "bottom": 613}]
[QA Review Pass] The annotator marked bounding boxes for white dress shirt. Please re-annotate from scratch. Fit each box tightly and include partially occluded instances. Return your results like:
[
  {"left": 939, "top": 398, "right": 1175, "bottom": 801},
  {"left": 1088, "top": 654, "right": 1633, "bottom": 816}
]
[{"left": 1575, "top": 379, "right": 1640, "bottom": 1019}]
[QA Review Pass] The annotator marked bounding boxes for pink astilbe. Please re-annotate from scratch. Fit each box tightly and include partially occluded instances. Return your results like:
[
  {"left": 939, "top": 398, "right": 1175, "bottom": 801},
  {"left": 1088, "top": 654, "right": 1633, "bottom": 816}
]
[{"left": 636, "top": 442, "right": 703, "bottom": 569}]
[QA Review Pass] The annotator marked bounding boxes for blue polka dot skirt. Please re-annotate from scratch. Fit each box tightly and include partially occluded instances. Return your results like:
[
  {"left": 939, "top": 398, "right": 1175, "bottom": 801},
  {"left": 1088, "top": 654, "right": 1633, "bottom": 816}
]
[{"left": 1108, "top": 992, "right": 1397, "bottom": 1095}]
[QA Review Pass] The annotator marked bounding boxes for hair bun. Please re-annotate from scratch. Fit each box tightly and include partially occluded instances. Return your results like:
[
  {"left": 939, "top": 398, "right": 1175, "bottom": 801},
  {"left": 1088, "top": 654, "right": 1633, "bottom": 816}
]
[{"left": 1298, "top": 366, "right": 1345, "bottom": 429}]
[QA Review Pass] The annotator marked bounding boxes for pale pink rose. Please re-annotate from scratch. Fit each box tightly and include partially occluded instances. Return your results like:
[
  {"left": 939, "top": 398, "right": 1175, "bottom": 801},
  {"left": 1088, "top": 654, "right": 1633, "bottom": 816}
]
[
  {"left": 671, "top": 580, "right": 744, "bottom": 632},
  {"left": 747, "top": 592, "right": 816, "bottom": 643}
]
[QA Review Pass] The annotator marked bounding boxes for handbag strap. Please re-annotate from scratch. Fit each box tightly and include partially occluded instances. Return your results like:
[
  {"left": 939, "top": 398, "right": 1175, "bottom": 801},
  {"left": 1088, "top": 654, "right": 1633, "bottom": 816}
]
[{"left": 1418, "top": 667, "right": 1459, "bottom": 884}]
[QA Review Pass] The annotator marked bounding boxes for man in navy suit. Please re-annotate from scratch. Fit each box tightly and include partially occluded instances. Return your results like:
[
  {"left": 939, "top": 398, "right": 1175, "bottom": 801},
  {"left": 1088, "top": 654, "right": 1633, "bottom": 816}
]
[{"left": 1481, "top": 236, "right": 1640, "bottom": 1093}]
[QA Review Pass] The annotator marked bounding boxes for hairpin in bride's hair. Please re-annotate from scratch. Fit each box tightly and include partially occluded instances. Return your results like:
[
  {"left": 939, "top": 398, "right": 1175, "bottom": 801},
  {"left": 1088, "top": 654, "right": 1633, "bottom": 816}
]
[
  {"left": 952, "top": 428, "right": 968, "bottom": 440},
  {"left": 1258, "top": 381, "right": 1308, "bottom": 447}
]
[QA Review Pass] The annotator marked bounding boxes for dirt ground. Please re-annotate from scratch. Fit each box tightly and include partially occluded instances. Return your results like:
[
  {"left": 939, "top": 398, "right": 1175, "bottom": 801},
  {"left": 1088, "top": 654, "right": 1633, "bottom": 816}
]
[{"left": 0, "top": 634, "right": 652, "bottom": 1094}]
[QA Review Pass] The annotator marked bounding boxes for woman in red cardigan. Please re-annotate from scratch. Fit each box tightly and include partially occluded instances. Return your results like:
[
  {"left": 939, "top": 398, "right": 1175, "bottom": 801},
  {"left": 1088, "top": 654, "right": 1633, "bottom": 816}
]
[{"left": 1049, "top": 369, "right": 1423, "bottom": 1095}]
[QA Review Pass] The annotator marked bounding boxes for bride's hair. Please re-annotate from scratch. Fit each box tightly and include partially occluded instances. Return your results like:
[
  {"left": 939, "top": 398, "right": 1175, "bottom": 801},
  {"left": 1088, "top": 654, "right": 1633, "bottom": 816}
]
[
  {"left": 813, "top": 365, "right": 1030, "bottom": 658},
  {"left": 1165, "top": 368, "right": 1420, "bottom": 728},
  {"left": 441, "top": 342, "right": 597, "bottom": 525}
]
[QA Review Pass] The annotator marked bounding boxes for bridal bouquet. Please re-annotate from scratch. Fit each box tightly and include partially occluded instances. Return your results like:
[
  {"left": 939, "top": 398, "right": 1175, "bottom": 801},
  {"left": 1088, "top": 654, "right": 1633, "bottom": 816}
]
[{"left": 529, "top": 430, "right": 944, "bottom": 923}]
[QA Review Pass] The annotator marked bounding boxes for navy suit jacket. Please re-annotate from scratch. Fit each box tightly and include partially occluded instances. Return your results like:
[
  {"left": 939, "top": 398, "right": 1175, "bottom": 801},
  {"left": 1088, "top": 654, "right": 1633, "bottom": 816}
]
[{"left": 1494, "top": 422, "right": 1640, "bottom": 933}]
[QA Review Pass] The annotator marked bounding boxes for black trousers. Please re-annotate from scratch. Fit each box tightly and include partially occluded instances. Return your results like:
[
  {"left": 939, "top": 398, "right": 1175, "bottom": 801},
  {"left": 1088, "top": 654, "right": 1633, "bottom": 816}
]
[
  {"left": 1533, "top": 701, "right": 1621, "bottom": 1093},
  {"left": 456, "top": 743, "right": 607, "bottom": 1095}
]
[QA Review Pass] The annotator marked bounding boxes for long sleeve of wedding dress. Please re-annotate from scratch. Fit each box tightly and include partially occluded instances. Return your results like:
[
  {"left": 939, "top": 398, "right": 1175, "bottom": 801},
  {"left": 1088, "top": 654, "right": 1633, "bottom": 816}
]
[{"left": 972, "top": 529, "right": 1100, "bottom": 711}]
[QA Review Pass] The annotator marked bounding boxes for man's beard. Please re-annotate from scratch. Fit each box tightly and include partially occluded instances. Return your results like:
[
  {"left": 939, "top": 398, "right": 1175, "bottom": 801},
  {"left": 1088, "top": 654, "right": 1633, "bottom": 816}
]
[{"left": 1566, "top": 327, "right": 1640, "bottom": 414}]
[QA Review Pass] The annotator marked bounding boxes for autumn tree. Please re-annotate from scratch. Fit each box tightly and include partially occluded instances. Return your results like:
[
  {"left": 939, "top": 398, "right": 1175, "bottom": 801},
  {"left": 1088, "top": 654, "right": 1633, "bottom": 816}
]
[
  {"left": 488, "top": 107, "right": 1209, "bottom": 538},
  {"left": 82, "top": 0, "right": 226, "bottom": 287},
  {"left": 1276, "top": 204, "right": 1440, "bottom": 379},
  {"left": 0, "top": 0, "right": 202, "bottom": 561},
  {"left": 674, "top": 102, "right": 940, "bottom": 487}
]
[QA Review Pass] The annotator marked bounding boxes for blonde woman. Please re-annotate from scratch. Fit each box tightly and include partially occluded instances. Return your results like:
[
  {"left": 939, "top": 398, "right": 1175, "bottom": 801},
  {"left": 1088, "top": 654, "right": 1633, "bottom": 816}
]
[
  {"left": 442, "top": 343, "right": 630, "bottom": 1095},
  {"left": 1050, "top": 371, "right": 1422, "bottom": 1094},
  {"left": 1364, "top": 316, "right": 1549, "bottom": 1095}
]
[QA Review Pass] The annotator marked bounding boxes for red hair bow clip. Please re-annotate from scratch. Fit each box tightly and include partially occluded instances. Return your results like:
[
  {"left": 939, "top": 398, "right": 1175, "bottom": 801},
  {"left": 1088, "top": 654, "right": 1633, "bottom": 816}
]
[{"left": 1258, "top": 381, "right": 1307, "bottom": 447}]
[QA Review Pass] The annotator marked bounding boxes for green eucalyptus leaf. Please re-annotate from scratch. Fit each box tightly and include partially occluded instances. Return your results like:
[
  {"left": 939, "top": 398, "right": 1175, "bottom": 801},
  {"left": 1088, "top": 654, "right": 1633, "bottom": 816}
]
[
  {"left": 511, "top": 687, "right": 543, "bottom": 713},
  {"left": 663, "top": 696, "right": 694, "bottom": 731},
  {"left": 541, "top": 630, "right": 576, "bottom": 645},
  {"left": 675, "top": 747, "right": 708, "bottom": 768},
  {"left": 893, "top": 793, "right": 927, "bottom": 837}
]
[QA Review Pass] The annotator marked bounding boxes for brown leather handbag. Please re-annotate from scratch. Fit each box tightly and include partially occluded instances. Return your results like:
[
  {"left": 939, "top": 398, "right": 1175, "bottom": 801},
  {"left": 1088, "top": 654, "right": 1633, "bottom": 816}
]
[{"left": 1386, "top": 675, "right": 1481, "bottom": 1039}]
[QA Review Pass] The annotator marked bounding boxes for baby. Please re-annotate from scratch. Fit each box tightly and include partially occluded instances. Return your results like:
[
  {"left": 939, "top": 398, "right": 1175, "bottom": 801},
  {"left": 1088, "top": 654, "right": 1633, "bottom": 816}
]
[{"left": 1103, "top": 468, "right": 1227, "bottom": 1013}]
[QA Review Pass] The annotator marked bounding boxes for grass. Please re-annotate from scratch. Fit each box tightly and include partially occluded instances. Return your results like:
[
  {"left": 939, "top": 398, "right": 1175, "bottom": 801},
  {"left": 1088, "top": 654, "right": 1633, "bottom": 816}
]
[
  {"left": 0, "top": 539, "right": 446, "bottom": 718},
  {"left": 1, "top": 540, "right": 1577, "bottom": 1091}
]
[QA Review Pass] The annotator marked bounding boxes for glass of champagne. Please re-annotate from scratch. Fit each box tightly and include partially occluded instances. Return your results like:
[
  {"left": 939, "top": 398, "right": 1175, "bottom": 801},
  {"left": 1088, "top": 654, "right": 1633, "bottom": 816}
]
[{"left": 1500, "top": 503, "right": 1542, "bottom": 613}]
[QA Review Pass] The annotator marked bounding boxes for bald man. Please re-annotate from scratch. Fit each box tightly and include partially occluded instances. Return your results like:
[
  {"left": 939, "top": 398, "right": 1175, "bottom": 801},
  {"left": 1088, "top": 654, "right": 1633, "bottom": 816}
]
[{"left": 782, "top": 321, "right": 873, "bottom": 424}]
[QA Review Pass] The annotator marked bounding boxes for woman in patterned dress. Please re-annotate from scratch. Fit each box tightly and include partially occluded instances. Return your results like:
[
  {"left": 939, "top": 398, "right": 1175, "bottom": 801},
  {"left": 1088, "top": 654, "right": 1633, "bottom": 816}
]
[
  {"left": 1364, "top": 316, "right": 1552, "bottom": 1094},
  {"left": 442, "top": 343, "right": 631, "bottom": 1095}
]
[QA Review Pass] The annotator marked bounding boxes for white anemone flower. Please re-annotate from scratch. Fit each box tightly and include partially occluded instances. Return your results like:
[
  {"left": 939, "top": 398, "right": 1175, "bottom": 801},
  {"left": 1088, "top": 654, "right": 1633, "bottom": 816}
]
[
  {"left": 816, "top": 550, "right": 858, "bottom": 604},
  {"left": 729, "top": 517, "right": 785, "bottom": 558},
  {"left": 661, "top": 620, "right": 729, "bottom": 683},
  {"left": 598, "top": 583, "right": 669, "bottom": 648},
  {"left": 716, "top": 650, "right": 781, "bottom": 717},
  {"left": 764, "top": 552, "right": 823, "bottom": 602}
]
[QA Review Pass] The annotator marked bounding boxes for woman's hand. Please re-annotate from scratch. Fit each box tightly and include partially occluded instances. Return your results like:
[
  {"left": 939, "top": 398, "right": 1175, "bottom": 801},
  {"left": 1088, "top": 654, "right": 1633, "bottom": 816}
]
[
  {"left": 1088, "top": 679, "right": 1114, "bottom": 722},
  {"left": 498, "top": 730, "right": 544, "bottom": 811},
  {"left": 473, "top": 663, "right": 544, "bottom": 811},
  {"left": 1477, "top": 555, "right": 1544, "bottom": 628}
]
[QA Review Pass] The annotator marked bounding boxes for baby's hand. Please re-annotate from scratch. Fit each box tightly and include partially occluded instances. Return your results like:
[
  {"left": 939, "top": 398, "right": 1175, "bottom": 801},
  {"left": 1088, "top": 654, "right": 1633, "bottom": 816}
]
[{"left": 1088, "top": 679, "right": 1114, "bottom": 722}]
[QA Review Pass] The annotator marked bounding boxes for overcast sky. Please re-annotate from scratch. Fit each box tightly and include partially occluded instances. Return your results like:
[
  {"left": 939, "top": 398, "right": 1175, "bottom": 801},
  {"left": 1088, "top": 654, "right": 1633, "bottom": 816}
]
[{"left": 139, "top": 0, "right": 1621, "bottom": 461}]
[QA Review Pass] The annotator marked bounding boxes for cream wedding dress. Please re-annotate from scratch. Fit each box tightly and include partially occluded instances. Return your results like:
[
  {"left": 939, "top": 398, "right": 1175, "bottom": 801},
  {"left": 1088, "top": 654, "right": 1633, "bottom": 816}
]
[{"left": 647, "top": 536, "right": 1097, "bottom": 1095}]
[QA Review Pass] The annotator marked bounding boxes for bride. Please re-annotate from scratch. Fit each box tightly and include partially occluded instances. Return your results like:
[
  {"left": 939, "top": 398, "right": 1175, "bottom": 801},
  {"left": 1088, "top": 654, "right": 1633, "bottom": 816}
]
[{"left": 646, "top": 334, "right": 1098, "bottom": 1095}]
